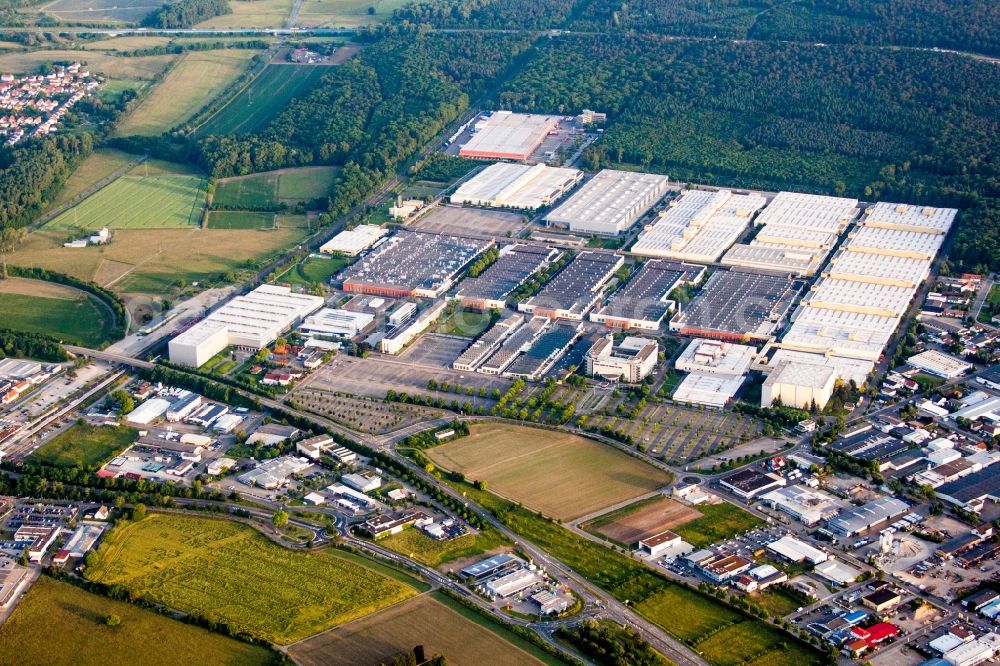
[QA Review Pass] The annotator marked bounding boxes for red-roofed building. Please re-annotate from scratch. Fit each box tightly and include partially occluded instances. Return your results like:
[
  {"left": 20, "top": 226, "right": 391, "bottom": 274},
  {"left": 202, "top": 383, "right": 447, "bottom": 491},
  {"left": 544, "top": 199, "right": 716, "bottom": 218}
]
[
  {"left": 53, "top": 549, "right": 70, "bottom": 566},
  {"left": 863, "top": 622, "right": 900, "bottom": 646},
  {"left": 844, "top": 638, "right": 869, "bottom": 657}
]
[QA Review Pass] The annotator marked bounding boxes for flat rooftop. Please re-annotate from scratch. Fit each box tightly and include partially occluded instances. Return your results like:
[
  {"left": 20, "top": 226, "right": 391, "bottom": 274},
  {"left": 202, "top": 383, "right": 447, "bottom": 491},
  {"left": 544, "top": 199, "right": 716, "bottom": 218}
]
[
  {"left": 753, "top": 191, "right": 859, "bottom": 234},
  {"left": 765, "top": 359, "right": 836, "bottom": 390},
  {"left": 339, "top": 230, "right": 492, "bottom": 296},
  {"left": 632, "top": 189, "right": 765, "bottom": 263},
  {"left": 826, "top": 250, "right": 930, "bottom": 288},
  {"left": 459, "top": 111, "right": 561, "bottom": 160},
  {"left": 671, "top": 269, "right": 803, "bottom": 340},
  {"left": 805, "top": 278, "right": 914, "bottom": 318},
  {"left": 522, "top": 251, "right": 622, "bottom": 316},
  {"left": 721, "top": 243, "right": 823, "bottom": 276},
  {"left": 547, "top": 169, "right": 670, "bottom": 235},
  {"left": 455, "top": 244, "right": 556, "bottom": 304},
  {"left": 451, "top": 162, "right": 581, "bottom": 210},
  {"left": 593, "top": 260, "right": 704, "bottom": 326},
  {"left": 672, "top": 372, "right": 745, "bottom": 408},
  {"left": 845, "top": 226, "right": 945, "bottom": 260},
  {"left": 937, "top": 467, "right": 1000, "bottom": 503},
  {"left": 863, "top": 202, "right": 957, "bottom": 234}
]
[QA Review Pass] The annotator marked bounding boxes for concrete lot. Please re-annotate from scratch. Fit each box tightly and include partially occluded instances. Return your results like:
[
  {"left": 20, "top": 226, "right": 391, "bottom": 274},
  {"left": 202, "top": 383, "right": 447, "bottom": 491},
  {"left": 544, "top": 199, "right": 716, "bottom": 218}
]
[
  {"left": 409, "top": 205, "right": 527, "bottom": 238},
  {"left": 399, "top": 335, "right": 470, "bottom": 369}
]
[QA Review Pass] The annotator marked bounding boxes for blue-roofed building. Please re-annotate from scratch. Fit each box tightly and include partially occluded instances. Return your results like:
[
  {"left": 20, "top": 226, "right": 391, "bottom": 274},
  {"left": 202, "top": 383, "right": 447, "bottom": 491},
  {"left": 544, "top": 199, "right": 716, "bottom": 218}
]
[{"left": 459, "top": 553, "right": 523, "bottom": 581}]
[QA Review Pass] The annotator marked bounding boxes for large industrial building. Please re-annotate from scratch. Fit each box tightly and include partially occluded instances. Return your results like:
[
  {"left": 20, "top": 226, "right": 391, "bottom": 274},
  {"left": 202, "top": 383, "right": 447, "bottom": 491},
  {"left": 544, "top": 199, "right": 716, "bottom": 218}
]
[
  {"left": 590, "top": 260, "right": 704, "bottom": 331},
  {"left": 722, "top": 192, "right": 858, "bottom": 276},
  {"left": 319, "top": 224, "right": 388, "bottom": 256},
  {"left": 672, "top": 338, "right": 755, "bottom": 408},
  {"left": 519, "top": 251, "right": 622, "bottom": 320},
  {"left": 761, "top": 358, "right": 837, "bottom": 409},
  {"left": 168, "top": 285, "right": 324, "bottom": 367},
  {"left": 338, "top": 231, "right": 493, "bottom": 298},
  {"left": 450, "top": 162, "right": 582, "bottom": 210},
  {"left": 669, "top": 269, "right": 804, "bottom": 341},
  {"left": 546, "top": 169, "right": 670, "bottom": 236},
  {"left": 378, "top": 300, "right": 448, "bottom": 355},
  {"left": 761, "top": 485, "right": 844, "bottom": 526},
  {"left": 454, "top": 244, "right": 558, "bottom": 310},
  {"left": 827, "top": 497, "right": 909, "bottom": 536},
  {"left": 766, "top": 201, "right": 956, "bottom": 390},
  {"left": 907, "top": 350, "right": 972, "bottom": 379},
  {"left": 298, "top": 308, "right": 374, "bottom": 339},
  {"left": 936, "top": 467, "right": 1000, "bottom": 512},
  {"left": 458, "top": 111, "right": 561, "bottom": 161},
  {"left": 632, "top": 189, "right": 766, "bottom": 263},
  {"left": 585, "top": 335, "right": 658, "bottom": 383}
]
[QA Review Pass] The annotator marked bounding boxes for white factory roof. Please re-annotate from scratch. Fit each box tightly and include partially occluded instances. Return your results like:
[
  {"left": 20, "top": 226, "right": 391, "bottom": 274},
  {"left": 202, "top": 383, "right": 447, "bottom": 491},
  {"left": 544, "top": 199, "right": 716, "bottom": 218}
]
[
  {"left": 299, "top": 308, "right": 374, "bottom": 338},
  {"left": 950, "top": 396, "right": 1000, "bottom": 422},
  {"left": 752, "top": 192, "right": 859, "bottom": 234},
  {"left": 754, "top": 225, "right": 839, "bottom": 248},
  {"left": 459, "top": 111, "right": 560, "bottom": 159},
  {"left": 930, "top": 634, "right": 966, "bottom": 656},
  {"left": 675, "top": 338, "right": 755, "bottom": 377},
  {"left": 632, "top": 189, "right": 765, "bottom": 262},
  {"left": 547, "top": 168, "right": 670, "bottom": 235},
  {"left": 320, "top": 224, "right": 388, "bottom": 255},
  {"left": 768, "top": 349, "right": 874, "bottom": 387},
  {"left": 845, "top": 226, "right": 945, "bottom": 259},
  {"left": 805, "top": 279, "right": 914, "bottom": 317},
  {"left": 826, "top": 250, "right": 931, "bottom": 288},
  {"left": 942, "top": 633, "right": 1000, "bottom": 666},
  {"left": 721, "top": 244, "right": 823, "bottom": 276},
  {"left": 864, "top": 202, "right": 957, "bottom": 235},
  {"left": 779, "top": 314, "right": 890, "bottom": 361},
  {"left": 126, "top": 397, "right": 171, "bottom": 425},
  {"left": 766, "top": 535, "right": 828, "bottom": 564},
  {"left": 765, "top": 359, "right": 837, "bottom": 390},
  {"left": 171, "top": 285, "right": 324, "bottom": 351},
  {"left": 451, "top": 162, "right": 581, "bottom": 210},
  {"left": 907, "top": 350, "right": 972, "bottom": 379},
  {"left": 672, "top": 372, "right": 745, "bottom": 408},
  {"left": 812, "top": 558, "right": 863, "bottom": 585}
]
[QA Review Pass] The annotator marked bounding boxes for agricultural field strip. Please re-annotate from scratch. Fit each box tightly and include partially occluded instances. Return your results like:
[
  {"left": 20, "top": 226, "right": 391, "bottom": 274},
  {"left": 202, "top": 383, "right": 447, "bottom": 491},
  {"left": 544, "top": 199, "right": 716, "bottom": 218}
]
[{"left": 47, "top": 175, "right": 206, "bottom": 230}]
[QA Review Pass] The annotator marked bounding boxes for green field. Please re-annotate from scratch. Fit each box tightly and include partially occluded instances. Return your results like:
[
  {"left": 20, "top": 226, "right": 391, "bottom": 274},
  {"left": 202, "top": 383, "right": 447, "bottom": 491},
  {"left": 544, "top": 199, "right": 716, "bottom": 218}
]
[
  {"left": 84, "top": 513, "right": 419, "bottom": 644},
  {"left": 378, "top": 528, "right": 509, "bottom": 568},
  {"left": 671, "top": 502, "right": 763, "bottom": 549},
  {"left": 206, "top": 210, "right": 276, "bottom": 229},
  {"left": 0, "top": 279, "right": 116, "bottom": 347},
  {"left": 31, "top": 424, "right": 137, "bottom": 469},
  {"left": 435, "top": 308, "right": 493, "bottom": 337},
  {"left": 278, "top": 254, "right": 352, "bottom": 286},
  {"left": 0, "top": 576, "right": 275, "bottom": 666},
  {"left": 197, "top": 64, "right": 329, "bottom": 136},
  {"left": 47, "top": 175, "right": 207, "bottom": 230},
  {"left": 213, "top": 167, "right": 338, "bottom": 209}
]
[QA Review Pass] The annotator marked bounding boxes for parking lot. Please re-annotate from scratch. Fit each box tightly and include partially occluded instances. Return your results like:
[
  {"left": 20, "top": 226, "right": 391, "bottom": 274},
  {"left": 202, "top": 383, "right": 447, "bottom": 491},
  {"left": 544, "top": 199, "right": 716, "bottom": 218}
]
[
  {"left": 399, "top": 335, "right": 470, "bottom": 369},
  {"left": 408, "top": 205, "right": 528, "bottom": 238}
]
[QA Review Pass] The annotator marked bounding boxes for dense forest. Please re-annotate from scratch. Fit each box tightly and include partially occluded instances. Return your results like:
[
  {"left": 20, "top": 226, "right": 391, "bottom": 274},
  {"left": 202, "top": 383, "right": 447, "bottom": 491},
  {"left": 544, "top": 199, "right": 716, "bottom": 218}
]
[
  {"left": 393, "top": 0, "right": 578, "bottom": 29},
  {"left": 0, "top": 135, "right": 93, "bottom": 231},
  {"left": 142, "top": 0, "right": 231, "bottom": 28},
  {"left": 496, "top": 35, "right": 1000, "bottom": 271},
  {"left": 0, "top": 329, "right": 70, "bottom": 363},
  {"left": 197, "top": 30, "right": 535, "bottom": 217},
  {"left": 556, "top": 620, "right": 672, "bottom": 666}
]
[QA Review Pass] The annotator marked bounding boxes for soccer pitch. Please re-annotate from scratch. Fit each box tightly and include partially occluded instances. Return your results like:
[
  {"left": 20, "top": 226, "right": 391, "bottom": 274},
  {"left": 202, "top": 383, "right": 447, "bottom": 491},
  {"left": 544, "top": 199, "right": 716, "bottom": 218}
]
[{"left": 47, "top": 174, "right": 207, "bottom": 230}]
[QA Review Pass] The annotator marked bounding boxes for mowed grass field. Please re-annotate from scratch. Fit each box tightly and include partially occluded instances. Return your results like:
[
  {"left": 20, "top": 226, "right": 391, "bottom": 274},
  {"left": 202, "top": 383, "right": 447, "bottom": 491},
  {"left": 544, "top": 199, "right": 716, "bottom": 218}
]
[
  {"left": 47, "top": 174, "right": 207, "bottom": 231},
  {"left": 52, "top": 149, "right": 137, "bottom": 207},
  {"left": 0, "top": 278, "right": 115, "bottom": 347},
  {"left": 9, "top": 225, "right": 308, "bottom": 297},
  {"left": 206, "top": 210, "right": 275, "bottom": 229},
  {"left": 296, "top": 0, "right": 409, "bottom": 27},
  {"left": 197, "top": 0, "right": 294, "bottom": 28},
  {"left": 671, "top": 501, "right": 763, "bottom": 549},
  {"left": 116, "top": 49, "right": 260, "bottom": 136},
  {"left": 31, "top": 423, "right": 136, "bottom": 469},
  {"left": 278, "top": 254, "right": 352, "bottom": 286},
  {"left": 40, "top": 0, "right": 163, "bottom": 23},
  {"left": 426, "top": 424, "right": 671, "bottom": 520},
  {"left": 0, "top": 576, "right": 275, "bottom": 666},
  {"left": 84, "top": 513, "right": 419, "bottom": 644},
  {"left": 288, "top": 592, "right": 555, "bottom": 666},
  {"left": 378, "top": 528, "right": 509, "bottom": 568},
  {"left": 196, "top": 64, "right": 328, "bottom": 136},
  {"left": 214, "top": 166, "right": 338, "bottom": 209}
]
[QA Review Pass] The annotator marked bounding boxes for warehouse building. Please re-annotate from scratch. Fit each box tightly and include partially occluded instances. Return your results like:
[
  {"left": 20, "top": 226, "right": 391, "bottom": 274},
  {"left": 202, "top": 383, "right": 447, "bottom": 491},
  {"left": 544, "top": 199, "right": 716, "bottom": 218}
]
[
  {"left": 546, "top": 169, "right": 670, "bottom": 236},
  {"left": 825, "top": 251, "right": 931, "bottom": 289},
  {"left": 459, "top": 111, "right": 562, "bottom": 161},
  {"left": 339, "top": 231, "right": 493, "bottom": 298},
  {"left": 460, "top": 553, "right": 524, "bottom": 582},
  {"left": 721, "top": 192, "right": 858, "bottom": 275},
  {"left": 453, "top": 315, "right": 525, "bottom": 372},
  {"left": 519, "top": 251, "right": 622, "bottom": 320},
  {"left": 478, "top": 316, "right": 549, "bottom": 375},
  {"left": 672, "top": 338, "right": 755, "bottom": 408},
  {"left": 761, "top": 485, "right": 844, "bottom": 526},
  {"left": 766, "top": 535, "right": 829, "bottom": 565},
  {"left": 168, "top": 285, "right": 324, "bottom": 367},
  {"left": 907, "top": 350, "right": 972, "bottom": 379},
  {"left": 669, "top": 269, "right": 803, "bottom": 341},
  {"left": 719, "top": 468, "right": 786, "bottom": 500},
  {"left": 319, "top": 224, "right": 387, "bottom": 256},
  {"left": 590, "top": 260, "right": 704, "bottom": 331},
  {"left": 936, "top": 468, "right": 1000, "bottom": 512},
  {"left": 451, "top": 162, "right": 582, "bottom": 209},
  {"left": 827, "top": 497, "right": 909, "bottom": 536},
  {"left": 863, "top": 202, "right": 957, "bottom": 235},
  {"left": 505, "top": 323, "right": 582, "bottom": 380},
  {"left": 379, "top": 300, "right": 448, "bottom": 355},
  {"left": 761, "top": 359, "right": 837, "bottom": 409},
  {"left": 298, "top": 308, "right": 374, "bottom": 339},
  {"left": 632, "top": 189, "right": 765, "bottom": 263},
  {"left": 585, "top": 335, "right": 658, "bottom": 383},
  {"left": 454, "top": 244, "right": 558, "bottom": 310}
]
